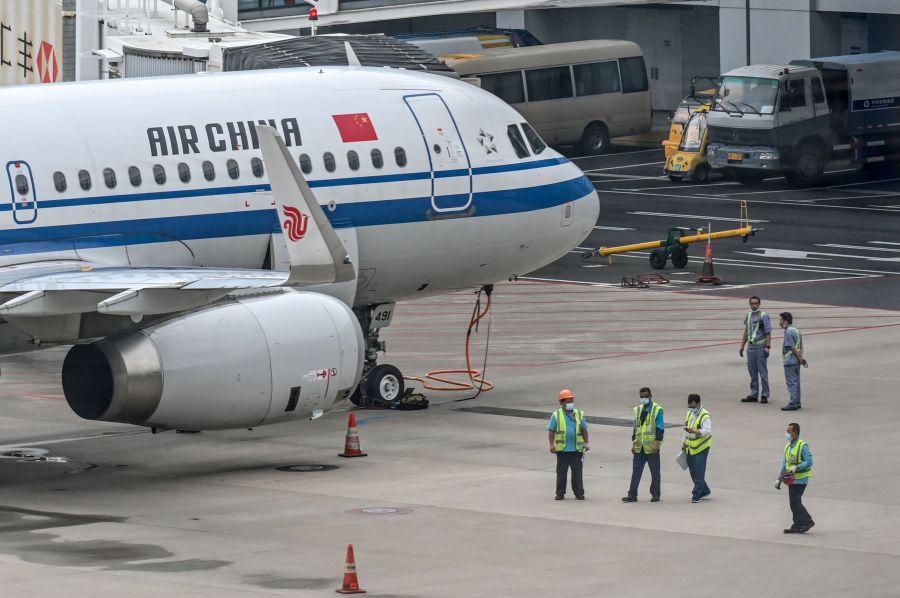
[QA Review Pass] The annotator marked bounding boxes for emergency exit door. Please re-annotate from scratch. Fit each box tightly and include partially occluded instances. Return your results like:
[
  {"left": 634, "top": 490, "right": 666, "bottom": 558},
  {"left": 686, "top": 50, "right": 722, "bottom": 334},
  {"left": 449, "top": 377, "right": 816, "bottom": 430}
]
[
  {"left": 404, "top": 93, "right": 473, "bottom": 213},
  {"left": 6, "top": 161, "right": 38, "bottom": 224}
]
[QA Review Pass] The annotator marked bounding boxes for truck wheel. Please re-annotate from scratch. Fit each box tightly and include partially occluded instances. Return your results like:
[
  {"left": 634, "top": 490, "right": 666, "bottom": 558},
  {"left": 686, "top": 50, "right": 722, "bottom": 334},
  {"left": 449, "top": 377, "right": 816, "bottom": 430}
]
[
  {"left": 579, "top": 122, "right": 610, "bottom": 155},
  {"left": 730, "top": 169, "right": 766, "bottom": 187},
  {"left": 787, "top": 148, "right": 824, "bottom": 187},
  {"left": 649, "top": 249, "right": 667, "bottom": 270},
  {"left": 691, "top": 164, "right": 711, "bottom": 184},
  {"left": 671, "top": 247, "right": 689, "bottom": 269}
]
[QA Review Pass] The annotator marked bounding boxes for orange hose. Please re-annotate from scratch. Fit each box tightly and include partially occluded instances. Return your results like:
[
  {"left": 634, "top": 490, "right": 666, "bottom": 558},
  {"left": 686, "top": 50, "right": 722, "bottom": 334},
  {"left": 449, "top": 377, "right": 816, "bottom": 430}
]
[{"left": 404, "top": 291, "right": 495, "bottom": 392}]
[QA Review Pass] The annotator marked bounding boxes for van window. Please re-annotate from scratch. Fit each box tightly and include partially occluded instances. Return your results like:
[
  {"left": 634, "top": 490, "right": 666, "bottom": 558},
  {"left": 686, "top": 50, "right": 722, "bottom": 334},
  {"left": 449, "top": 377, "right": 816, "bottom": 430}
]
[
  {"left": 53, "top": 171, "right": 67, "bottom": 193},
  {"left": 480, "top": 71, "right": 525, "bottom": 104},
  {"left": 521, "top": 122, "right": 546, "bottom": 154},
  {"left": 251, "top": 157, "right": 264, "bottom": 178},
  {"left": 347, "top": 150, "right": 360, "bottom": 171},
  {"left": 78, "top": 170, "right": 92, "bottom": 191},
  {"left": 227, "top": 159, "right": 240, "bottom": 179},
  {"left": 128, "top": 166, "right": 142, "bottom": 187},
  {"left": 15, "top": 174, "right": 29, "bottom": 195},
  {"left": 299, "top": 153, "right": 312, "bottom": 174},
  {"left": 507, "top": 125, "right": 530, "bottom": 159},
  {"left": 371, "top": 149, "right": 383, "bottom": 169},
  {"left": 103, "top": 168, "right": 117, "bottom": 189},
  {"left": 178, "top": 162, "right": 191, "bottom": 183},
  {"left": 525, "top": 66, "right": 573, "bottom": 102},
  {"left": 394, "top": 147, "right": 407, "bottom": 167},
  {"left": 573, "top": 61, "right": 621, "bottom": 96},
  {"left": 323, "top": 152, "right": 336, "bottom": 173},
  {"left": 202, "top": 160, "right": 215, "bottom": 181},
  {"left": 619, "top": 57, "right": 649, "bottom": 93},
  {"left": 153, "top": 164, "right": 166, "bottom": 185}
]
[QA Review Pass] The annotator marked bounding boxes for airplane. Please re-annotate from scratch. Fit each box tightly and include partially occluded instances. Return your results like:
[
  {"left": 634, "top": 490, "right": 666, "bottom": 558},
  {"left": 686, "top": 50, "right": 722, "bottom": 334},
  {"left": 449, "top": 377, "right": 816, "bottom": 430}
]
[{"left": 0, "top": 65, "right": 599, "bottom": 431}]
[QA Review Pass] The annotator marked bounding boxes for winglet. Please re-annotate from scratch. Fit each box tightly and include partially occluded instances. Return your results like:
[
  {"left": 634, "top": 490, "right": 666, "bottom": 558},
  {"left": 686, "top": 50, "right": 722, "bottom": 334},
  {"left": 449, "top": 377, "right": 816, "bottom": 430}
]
[
  {"left": 256, "top": 125, "right": 356, "bottom": 285},
  {"left": 345, "top": 41, "right": 361, "bottom": 67}
]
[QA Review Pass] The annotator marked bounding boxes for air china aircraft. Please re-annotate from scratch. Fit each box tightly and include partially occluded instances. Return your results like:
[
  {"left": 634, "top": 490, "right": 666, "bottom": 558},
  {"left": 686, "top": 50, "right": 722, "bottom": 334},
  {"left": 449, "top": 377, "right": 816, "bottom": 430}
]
[{"left": 0, "top": 65, "right": 599, "bottom": 431}]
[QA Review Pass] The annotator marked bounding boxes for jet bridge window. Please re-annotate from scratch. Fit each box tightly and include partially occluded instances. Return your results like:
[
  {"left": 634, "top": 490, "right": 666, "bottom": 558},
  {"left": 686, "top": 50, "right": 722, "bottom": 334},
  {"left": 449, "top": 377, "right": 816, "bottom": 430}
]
[
  {"left": 153, "top": 164, "right": 166, "bottom": 185},
  {"left": 251, "top": 157, "right": 264, "bottom": 178},
  {"left": 347, "top": 150, "right": 360, "bottom": 171},
  {"left": 323, "top": 152, "right": 336, "bottom": 173},
  {"left": 371, "top": 149, "right": 383, "bottom": 169},
  {"left": 227, "top": 159, "right": 240, "bottom": 180},
  {"left": 394, "top": 147, "right": 407, "bottom": 167},
  {"left": 178, "top": 162, "right": 191, "bottom": 183},
  {"left": 103, "top": 168, "right": 117, "bottom": 189},
  {"left": 128, "top": 166, "right": 142, "bottom": 187},
  {"left": 298, "top": 153, "right": 312, "bottom": 174},
  {"left": 202, "top": 160, "right": 216, "bottom": 182},
  {"left": 507, "top": 124, "right": 530, "bottom": 159},
  {"left": 53, "top": 171, "right": 67, "bottom": 193},
  {"left": 78, "top": 169, "right": 92, "bottom": 191},
  {"left": 15, "top": 174, "right": 29, "bottom": 195},
  {"left": 521, "top": 122, "right": 546, "bottom": 154}
]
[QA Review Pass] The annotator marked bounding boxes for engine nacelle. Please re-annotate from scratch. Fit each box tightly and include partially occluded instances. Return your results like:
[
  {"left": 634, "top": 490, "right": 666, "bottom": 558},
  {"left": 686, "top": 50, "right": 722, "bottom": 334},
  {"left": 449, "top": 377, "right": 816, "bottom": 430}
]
[{"left": 62, "top": 291, "right": 364, "bottom": 430}]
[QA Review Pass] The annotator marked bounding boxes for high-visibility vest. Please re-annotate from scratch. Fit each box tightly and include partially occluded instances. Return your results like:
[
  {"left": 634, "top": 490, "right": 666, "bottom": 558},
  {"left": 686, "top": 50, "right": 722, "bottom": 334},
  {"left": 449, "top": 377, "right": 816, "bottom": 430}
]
[
  {"left": 746, "top": 311, "right": 768, "bottom": 345},
  {"left": 783, "top": 326, "right": 803, "bottom": 361},
  {"left": 633, "top": 402, "right": 663, "bottom": 453},
  {"left": 785, "top": 439, "right": 812, "bottom": 480},
  {"left": 683, "top": 408, "right": 712, "bottom": 455},
  {"left": 554, "top": 408, "right": 585, "bottom": 453}
]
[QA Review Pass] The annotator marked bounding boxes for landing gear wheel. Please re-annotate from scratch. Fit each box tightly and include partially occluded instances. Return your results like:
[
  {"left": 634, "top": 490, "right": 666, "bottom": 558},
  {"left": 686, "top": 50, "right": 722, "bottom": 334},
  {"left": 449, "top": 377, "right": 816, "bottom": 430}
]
[
  {"left": 649, "top": 248, "right": 668, "bottom": 270},
  {"left": 579, "top": 122, "right": 610, "bottom": 155},
  {"left": 671, "top": 247, "right": 689, "bottom": 269},
  {"left": 691, "top": 163, "right": 711, "bottom": 184},
  {"left": 365, "top": 364, "right": 405, "bottom": 404}
]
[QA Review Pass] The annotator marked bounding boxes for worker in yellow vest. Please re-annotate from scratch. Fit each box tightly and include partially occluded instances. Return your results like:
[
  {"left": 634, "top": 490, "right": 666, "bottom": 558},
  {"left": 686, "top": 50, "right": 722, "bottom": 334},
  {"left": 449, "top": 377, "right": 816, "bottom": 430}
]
[
  {"left": 548, "top": 389, "right": 590, "bottom": 500},
  {"left": 623, "top": 387, "right": 664, "bottom": 503},
  {"left": 776, "top": 422, "right": 815, "bottom": 533},
  {"left": 683, "top": 394, "right": 712, "bottom": 503}
]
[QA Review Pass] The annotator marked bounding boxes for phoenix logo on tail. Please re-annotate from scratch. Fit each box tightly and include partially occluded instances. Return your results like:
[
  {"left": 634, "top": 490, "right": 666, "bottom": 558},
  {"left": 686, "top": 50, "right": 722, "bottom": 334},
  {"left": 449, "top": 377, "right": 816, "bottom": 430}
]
[{"left": 282, "top": 205, "right": 309, "bottom": 241}]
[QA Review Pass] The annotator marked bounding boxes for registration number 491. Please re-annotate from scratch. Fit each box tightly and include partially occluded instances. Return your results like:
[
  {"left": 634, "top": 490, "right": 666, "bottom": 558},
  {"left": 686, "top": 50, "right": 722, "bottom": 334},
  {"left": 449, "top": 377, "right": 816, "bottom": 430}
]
[{"left": 727, "top": 152, "right": 744, "bottom": 161}]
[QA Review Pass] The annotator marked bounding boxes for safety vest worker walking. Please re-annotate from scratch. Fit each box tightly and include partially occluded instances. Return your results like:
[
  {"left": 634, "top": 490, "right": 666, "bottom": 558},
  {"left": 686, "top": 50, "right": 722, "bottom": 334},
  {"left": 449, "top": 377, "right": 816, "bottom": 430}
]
[
  {"left": 776, "top": 422, "right": 814, "bottom": 533},
  {"left": 739, "top": 296, "right": 772, "bottom": 404},
  {"left": 623, "top": 387, "right": 664, "bottom": 503},
  {"left": 548, "top": 389, "right": 590, "bottom": 500},
  {"left": 682, "top": 394, "right": 712, "bottom": 503}
]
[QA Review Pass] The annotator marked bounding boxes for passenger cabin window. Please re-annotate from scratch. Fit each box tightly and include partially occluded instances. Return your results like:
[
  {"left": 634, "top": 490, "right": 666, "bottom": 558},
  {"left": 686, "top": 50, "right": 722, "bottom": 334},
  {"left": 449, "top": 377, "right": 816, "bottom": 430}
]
[
  {"left": 53, "top": 171, "right": 66, "bottom": 193},
  {"left": 525, "top": 66, "right": 573, "bottom": 102},
  {"left": 227, "top": 159, "right": 240, "bottom": 180},
  {"left": 251, "top": 157, "right": 264, "bottom": 178},
  {"left": 78, "top": 169, "right": 91, "bottom": 191},
  {"left": 619, "top": 57, "right": 649, "bottom": 93},
  {"left": 507, "top": 124, "right": 530, "bottom": 159},
  {"left": 178, "top": 162, "right": 191, "bottom": 183},
  {"left": 812, "top": 77, "right": 826, "bottom": 104},
  {"left": 573, "top": 61, "right": 621, "bottom": 96},
  {"left": 202, "top": 160, "right": 215, "bottom": 182},
  {"left": 323, "top": 152, "right": 336, "bottom": 173},
  {"left": 480, "top": 71, "right": 525, "bottom": 104},
  {"left": 128, "top": 166, "right": 142, "bottom": 187},
  {"left": 394, "top": 147, "right": 407, "bottom": 167},
  {"left": 521, "top": 122, "right": 547, "bottom": 154},
  {"left": 103, "top": 168, "right": 117, "bottom": 189},
  {"left": 15, "top": 174, "right": 29, "bottom": 195},
  {"left": 371, "top": 149, "right": 383, "bottom": 169},
  {"left": 298, "top": 153, "right": 312, "bottom": 174},
  {"left": 347, "top": 150, "right": 360, "bottom": 171},
  {"left": 781, "top": 79, "right": 807, "bottom": 111},
  {"left": 153, "top": 164, "right": 166, "bottom": 185}
]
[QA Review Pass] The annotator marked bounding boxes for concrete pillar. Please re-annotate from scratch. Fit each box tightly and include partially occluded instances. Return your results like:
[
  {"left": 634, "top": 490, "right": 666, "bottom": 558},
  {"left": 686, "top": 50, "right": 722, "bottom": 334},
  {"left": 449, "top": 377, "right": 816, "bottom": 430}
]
[
  {"left": 75, "top": 0, "right": 102, "bottom": 81},
  {"left": 496, "top": 10, "right": 525, "bottom": 29}
]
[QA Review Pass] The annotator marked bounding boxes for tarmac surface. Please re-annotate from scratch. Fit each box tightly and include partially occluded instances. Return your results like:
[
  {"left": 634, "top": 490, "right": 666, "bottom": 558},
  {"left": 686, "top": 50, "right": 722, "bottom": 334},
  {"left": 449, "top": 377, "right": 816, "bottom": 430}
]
[{"left": 1, "top": 142, "right": 900, "bottom": 597}]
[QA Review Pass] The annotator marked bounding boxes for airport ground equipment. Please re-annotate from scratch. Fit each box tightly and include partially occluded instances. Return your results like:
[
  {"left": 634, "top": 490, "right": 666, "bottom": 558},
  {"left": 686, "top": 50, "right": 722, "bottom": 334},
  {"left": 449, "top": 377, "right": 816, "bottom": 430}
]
[
  {"left": 664, "top": 104, "right": 714, "bottom": 183},
  {"left": 662, "top": 76, "right": 718, "bottom": 160},
  {"left": 707, "top": 52, "right": 900, "bottom": 187},
  {"left": 587, "top": 202, "right": 759, "bottom": 270}
]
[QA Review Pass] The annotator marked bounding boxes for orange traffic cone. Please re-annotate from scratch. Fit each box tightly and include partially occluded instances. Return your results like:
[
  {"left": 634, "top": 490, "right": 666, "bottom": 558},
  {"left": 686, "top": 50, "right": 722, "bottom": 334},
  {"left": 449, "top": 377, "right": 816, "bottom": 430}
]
[
  {"left": 336, "top": 543, "right": 367, "bottom": 594},
  {"left": 696, "top": 240, "right": 723, "bottom": 284},
  {"left": 339, "top": 414, "right": 367, "bottom": 458}
]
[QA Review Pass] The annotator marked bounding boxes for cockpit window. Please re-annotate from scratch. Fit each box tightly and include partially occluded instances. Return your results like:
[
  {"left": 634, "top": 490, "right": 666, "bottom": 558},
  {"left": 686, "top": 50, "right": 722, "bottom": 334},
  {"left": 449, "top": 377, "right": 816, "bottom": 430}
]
[
  {"left": 507, "top": 124, "right": 530, "bottom": 159},
  {"left": 520, "top": 122, "right": 546, "bottom": 155}
]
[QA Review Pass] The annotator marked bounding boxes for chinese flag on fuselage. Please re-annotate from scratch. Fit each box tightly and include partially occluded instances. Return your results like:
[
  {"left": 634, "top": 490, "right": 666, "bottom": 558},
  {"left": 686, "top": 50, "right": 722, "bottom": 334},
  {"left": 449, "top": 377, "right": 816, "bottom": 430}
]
[{"left": 332, "top": 113, "right": 378, "bottom": 142}]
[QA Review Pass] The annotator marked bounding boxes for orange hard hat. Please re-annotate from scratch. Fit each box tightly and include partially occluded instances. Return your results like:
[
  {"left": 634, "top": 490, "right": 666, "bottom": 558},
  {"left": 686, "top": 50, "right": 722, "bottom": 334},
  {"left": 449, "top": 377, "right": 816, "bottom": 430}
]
[{"left": 558, "top": 389, "right": 575, "bottom": 401}]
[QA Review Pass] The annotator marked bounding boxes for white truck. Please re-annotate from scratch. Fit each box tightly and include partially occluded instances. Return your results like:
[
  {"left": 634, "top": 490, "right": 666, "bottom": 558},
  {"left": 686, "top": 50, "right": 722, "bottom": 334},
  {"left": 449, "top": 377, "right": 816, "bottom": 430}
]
[{"left": 706, "top": 52, "right": 900, "bottom": 187}]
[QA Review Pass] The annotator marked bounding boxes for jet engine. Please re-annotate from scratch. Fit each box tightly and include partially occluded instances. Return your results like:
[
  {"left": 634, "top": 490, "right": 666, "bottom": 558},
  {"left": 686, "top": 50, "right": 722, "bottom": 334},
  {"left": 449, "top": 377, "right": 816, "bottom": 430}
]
[{"left": 61, "top": 291, "right": 364, "bottom": 430}]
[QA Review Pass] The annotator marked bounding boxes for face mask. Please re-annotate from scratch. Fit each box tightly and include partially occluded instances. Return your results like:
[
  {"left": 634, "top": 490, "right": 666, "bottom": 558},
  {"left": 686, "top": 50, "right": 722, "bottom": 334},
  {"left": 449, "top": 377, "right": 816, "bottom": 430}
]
[
  {"left": 785, "top": 433, "right": 793, "bottom": 441},
  {"left": 690, "top": 407, "right": 700, "bottom": 414},
  {"left": 641, "top": 397, "right": 650, "bottom": 405},
  {"left": 751, "top": 306, "right": 759, "bottom": 312},
  {"left": 564, "top": 403, "right": 574, "bottom": 411}
]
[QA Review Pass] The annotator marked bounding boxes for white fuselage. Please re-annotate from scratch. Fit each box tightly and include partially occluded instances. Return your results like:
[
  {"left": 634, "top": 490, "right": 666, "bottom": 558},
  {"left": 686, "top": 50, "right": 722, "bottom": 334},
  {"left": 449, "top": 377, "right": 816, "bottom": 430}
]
[{"left": 0, "top": 67, "right": 598, "bottom": 315}]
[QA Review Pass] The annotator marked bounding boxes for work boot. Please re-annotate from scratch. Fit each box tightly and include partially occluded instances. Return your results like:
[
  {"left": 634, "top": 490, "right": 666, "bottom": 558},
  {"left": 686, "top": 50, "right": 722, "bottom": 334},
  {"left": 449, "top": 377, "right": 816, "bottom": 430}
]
[
  {"left": 650, "top": 496, "right": 661, "bottom": 503},
  {"left": 555, "top": 495, "right": 564, "bottom": 500},
  {"left": 575, "top": 495, "right": 585, "bottom": 501},
  {"left": 621, "top": 496, "right": 637, "bottom": 503},
  {"left": 781, "top": 405, "right": 800, "bottom": 411},
  {"left": 760, "top": 396, "right": 768, "bottom": 404},
  {"left": 741, "top": 396, "right": 758, "bottom": 403}
]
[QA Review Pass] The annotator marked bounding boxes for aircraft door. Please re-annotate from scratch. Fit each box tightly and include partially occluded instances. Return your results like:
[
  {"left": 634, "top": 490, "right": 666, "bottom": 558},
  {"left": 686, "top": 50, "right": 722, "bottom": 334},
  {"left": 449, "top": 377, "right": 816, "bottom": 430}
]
[
  {"left": 404, "top": 94, "right": 473, "bottom": 213},
  {"left": 6, "top": 161, "right": 38, "bottom": 224}
]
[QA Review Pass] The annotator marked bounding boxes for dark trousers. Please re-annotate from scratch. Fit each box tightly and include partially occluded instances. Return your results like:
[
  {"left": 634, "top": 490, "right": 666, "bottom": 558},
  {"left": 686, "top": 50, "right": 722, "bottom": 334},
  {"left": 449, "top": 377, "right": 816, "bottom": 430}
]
[
  {"left": 627, "top": 450, "right": 661, "bottom": 498},
  {"left": 789, "top": 484, "right": 814, "bottom": 527},
  {"left": 686, "top": 449, "right": 711, "bottom": 500},
  {"left": 555, "top": 451, "right": 584, "bottom": 497}
]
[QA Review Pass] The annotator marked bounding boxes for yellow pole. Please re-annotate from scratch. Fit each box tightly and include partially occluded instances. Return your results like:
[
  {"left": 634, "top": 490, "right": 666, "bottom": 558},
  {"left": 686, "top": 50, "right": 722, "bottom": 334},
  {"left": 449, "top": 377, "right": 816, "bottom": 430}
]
[{"left": 597, "top": 239, "right": 666, "bottom": 257}]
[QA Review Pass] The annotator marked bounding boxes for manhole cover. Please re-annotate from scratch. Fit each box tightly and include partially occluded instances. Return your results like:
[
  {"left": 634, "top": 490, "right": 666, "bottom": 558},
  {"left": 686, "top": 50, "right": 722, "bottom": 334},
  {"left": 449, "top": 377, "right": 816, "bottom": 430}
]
[
  {"left": 275, "top": 464, "right": 339, "bottom": 473},
  {"left": 348, "top": 507, "right": 413, "bottom": 515}
]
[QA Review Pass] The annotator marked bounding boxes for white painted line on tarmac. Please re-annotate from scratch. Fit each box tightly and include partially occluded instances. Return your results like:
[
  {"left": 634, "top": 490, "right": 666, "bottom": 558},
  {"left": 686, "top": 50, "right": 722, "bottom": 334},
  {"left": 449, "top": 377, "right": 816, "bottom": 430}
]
[
  {"left": 617, "top": 250, "right": 900, "bottom": 276},
  {"left": 582, "top": 265, "right": 606, "bottom": 268},
  {"left": 712, "top": 176, "right": 900, "bottom": 197},
  {"left": 817, "top": 244, "right": 900, "bottom": 253},
  {"left": 0, "top": 430, "right": 147, "bottom": 449},
  {"left": 583, "top": 161, "right": 664, "bottom": 172},
  {"left": 685, "top": 274, "right": 882, "bottom": 291},
  {"left": 741, "top": 248, "right": 830, "bottom": 260},
  {"left": 594, "top": 225, "right": 636, "bottom": 231},
  {"left": 520, "top": 275, "right": 619, "bottom": 288},
  {"left": 871, "top": 241, "right": 900, "bottom": 246},
  {"left": 626, "top": 211, "right": 769, "bottom": 223},
  {"left": 626, "top": 180, "right": 743, "bottom": 192},
  {"left": 588, "top": 173, "right": 667, "bottom": 180},
  {"left": 570, "top": 148, "right": 663, "bottom": 160}
]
